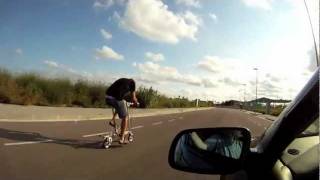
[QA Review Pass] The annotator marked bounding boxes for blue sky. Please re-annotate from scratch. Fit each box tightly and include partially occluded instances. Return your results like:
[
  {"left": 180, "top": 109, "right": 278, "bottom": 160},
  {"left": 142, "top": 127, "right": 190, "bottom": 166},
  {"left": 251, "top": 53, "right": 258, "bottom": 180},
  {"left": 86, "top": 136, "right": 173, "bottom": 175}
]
[{"left": 0, "top": 0, "right": 319, "bottom": 101}]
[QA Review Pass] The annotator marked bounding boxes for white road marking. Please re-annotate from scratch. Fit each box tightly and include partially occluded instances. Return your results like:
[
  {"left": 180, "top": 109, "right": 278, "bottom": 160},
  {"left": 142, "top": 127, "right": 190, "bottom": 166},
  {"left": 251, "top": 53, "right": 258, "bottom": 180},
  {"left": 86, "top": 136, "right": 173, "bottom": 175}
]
[
  {"left": 178, "top": 117, "right": 183, "bottom": 119},
  {"left": 82, "top": 132, "right": 109, "bottom": 138},
  {"left": 168, "top": 119, "right": 176, "bottom": 122},
  {"left": 4, "top": 139, "right": 54, "bottom": 146},
  {"left": 152, "top": 121, "right": 163, "bottom": 126},
  {"left": 132, "top": 125, "right": 144, "bottom": 129}
]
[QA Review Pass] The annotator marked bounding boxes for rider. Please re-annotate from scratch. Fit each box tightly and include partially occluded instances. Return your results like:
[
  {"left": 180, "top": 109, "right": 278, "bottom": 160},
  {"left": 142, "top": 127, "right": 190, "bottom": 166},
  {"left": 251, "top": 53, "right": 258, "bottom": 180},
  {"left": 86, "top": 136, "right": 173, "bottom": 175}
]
[{"left": 105, "top": 78, "right": 138, "bottom": 144}]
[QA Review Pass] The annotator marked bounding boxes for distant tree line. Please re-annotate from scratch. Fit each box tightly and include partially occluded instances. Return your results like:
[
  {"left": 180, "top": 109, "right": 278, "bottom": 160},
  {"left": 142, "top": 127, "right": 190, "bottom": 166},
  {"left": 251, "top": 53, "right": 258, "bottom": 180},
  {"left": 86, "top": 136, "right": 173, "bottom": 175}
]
[
  {"left": 136, "top": 87, "right": 213, "bottom": 108},
  {"left": 0, "top": 69, "right": 213, "bottom": 108},
  {"left": 217, "top": 100, "right": 286, "bottom": 116}
]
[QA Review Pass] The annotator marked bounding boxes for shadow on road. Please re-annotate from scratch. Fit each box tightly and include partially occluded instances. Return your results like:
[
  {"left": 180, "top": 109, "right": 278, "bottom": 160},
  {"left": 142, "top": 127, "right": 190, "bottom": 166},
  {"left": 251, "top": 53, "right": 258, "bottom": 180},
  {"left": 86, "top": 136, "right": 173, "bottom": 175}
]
[{"left": 0, "top": 128, "right": 123, "bottom": 149}]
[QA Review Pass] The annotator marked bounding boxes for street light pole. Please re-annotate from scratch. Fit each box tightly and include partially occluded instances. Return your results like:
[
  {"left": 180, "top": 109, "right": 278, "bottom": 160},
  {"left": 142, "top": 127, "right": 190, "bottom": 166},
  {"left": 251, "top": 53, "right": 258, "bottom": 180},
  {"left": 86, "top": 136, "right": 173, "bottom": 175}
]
[
  {"left": 253, "top": 68, "right": 258, "bottom": 111},
  {"left": 238, "top": 89, "right": 242, "bottom": 101},
  {"left": 241, "top": 84, "right": 246, "bottom": 108}
]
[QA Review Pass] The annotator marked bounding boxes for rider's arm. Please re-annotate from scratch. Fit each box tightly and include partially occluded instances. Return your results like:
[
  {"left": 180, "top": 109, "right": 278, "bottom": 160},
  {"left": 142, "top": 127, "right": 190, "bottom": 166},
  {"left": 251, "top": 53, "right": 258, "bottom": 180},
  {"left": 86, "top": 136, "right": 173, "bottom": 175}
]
[
  {"left": 129, "top": 79, "right": 138, "bottom": 103},
  {"left": 132, "top": 91, "right": 138, "bottom": 103}
]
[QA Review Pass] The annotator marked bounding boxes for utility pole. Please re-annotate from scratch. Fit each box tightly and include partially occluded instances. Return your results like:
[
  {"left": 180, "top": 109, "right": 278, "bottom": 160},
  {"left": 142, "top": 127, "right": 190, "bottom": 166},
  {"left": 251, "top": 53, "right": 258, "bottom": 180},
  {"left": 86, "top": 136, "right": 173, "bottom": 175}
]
[
  {"left": 253, "top": 68, "right": 258, "bottom": 111},
  {"left": 238, "top": 89, "right": 242, "bottom": 101}
]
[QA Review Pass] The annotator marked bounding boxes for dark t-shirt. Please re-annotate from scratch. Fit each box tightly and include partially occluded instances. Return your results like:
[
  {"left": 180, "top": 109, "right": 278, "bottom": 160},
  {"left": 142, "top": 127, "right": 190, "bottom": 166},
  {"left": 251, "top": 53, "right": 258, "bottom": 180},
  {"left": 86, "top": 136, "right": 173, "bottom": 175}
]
[{"left": 106, "top": 78, "right": 136, "bottom": 100}]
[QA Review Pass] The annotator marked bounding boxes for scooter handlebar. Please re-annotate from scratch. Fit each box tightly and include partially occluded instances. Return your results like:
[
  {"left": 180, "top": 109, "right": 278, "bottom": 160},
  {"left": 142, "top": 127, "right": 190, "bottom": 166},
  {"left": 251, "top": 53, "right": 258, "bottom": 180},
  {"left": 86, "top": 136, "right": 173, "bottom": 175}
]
[{"left": 127, "top": 102, "right": 140, "bottom": 107}]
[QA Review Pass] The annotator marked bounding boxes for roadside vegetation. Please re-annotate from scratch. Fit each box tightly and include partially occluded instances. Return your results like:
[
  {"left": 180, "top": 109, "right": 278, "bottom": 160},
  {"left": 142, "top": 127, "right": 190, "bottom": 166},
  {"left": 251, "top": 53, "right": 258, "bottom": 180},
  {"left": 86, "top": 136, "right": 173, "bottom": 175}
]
[
  {"left": 249, "top": 105, "right": 285, "bottom": 116},
  {"left": 218, "top": 100, "right": 287, "bottom": 116},
  {"left": 0, "top": 69, "right": 213, "bottom": 108},
  {"left": 136, "top": 87, "right": 213, "bottom": 108}
]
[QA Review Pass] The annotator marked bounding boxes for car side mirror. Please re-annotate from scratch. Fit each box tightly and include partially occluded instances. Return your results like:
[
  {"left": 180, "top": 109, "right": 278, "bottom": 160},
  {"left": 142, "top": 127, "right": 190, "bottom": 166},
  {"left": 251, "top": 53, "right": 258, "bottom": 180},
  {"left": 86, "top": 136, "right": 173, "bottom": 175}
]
[{"left": 168, "top": 127, "right": 251, "bottom": 175}]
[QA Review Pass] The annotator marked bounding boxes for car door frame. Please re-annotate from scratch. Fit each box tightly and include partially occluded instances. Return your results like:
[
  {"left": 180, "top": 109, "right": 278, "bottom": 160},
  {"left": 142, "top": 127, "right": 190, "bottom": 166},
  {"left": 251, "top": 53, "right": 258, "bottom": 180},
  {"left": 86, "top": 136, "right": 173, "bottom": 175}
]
[{"left": 245, "top": 68, "right": 319, "bottom": 179}]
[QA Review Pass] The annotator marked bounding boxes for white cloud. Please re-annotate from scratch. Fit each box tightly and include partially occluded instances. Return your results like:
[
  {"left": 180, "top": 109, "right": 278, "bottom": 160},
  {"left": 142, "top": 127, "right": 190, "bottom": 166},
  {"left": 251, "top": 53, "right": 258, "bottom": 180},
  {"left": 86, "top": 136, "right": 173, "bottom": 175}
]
[
  {"left": 219, "top": 77, "right": 242, "bottom": 87},
  {"left": 15, "top": 48, "right": 23, "bottom": 55},
  {"left": 202, "top": 78, "right": 217, "bottom": 88},
  {"left": 256, "top": 80, "right": 282, "bottom": 98},
  {"left": 242, "top": 0, "right": 273, "bottom": 10},
  {"left": 195, "top": 55, "right": 277, "bottom": 100},
  {"left": 93, "top": 0, "right": 114, "bottom": 9},
  {"left": 93, "top": 0, "right": 127, "bottom": 9},
  {"left": 265, "top": 74, "right": 279, "bottom": 83},
  {"left": 120, "top": 0, "right": 201, "bottom": 44},
  {"left": 43, "top": 60, "right": 101, "bottom": 83},
  {"left": 100, "top": 28, "right": 112, "bottom": 40},
  {"left": 181, "top": 74, "right": 202, "bottom": 86},
  {"left": 197, "top": 56, "right": 233, "bottom": 73},
  {"left": 177, "top": 88, "right": 219, "bottom": 101},
  {"left": 137, "top": 61, "right": 179, "bottom": 80},
  {"left": 183, "top": 11, "right": 202, "bottom": 26},
  {"left": 44, "top": 60, "right": 58, "bottom": 68},
  {"left": 135, "top": 61, "right": 220, "bottom": 88},
  {"left": 136, "top": 61, "right": 201, "bottom": 86},
  {"left": 95, "top": 45, "right": 124, "bottom": 60},
  {"left": 175, "top": 0, "right": 200, "bottom": 8},
  {"left": 145, "top": 52, "right": 165, "bottom": 62},
  {"left": 209, "top": 13, "right": 218, "bottom": 22},
  {"left": 113, "top": 11, "right": 121, "bottom": 20},
  {"left": 43, "top": 60, "right": 77, "bottom": 74}
]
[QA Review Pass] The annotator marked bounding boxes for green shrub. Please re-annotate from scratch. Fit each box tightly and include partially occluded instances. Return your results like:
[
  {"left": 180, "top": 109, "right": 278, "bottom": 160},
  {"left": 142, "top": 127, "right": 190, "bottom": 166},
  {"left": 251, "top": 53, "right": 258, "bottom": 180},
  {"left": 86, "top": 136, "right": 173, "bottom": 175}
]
[
  {"left": 72, "top": 80, "right": 90, "bottom": 107},
  {"left": 136, "top": 87, "right": 159, "bottom": 108},
  {"left": 0, "top": 69, "right": 214, "bottom": 108},
  {"left": 15, "top": 73, "right": 44, "bottom": 105},
  {"left": 0, "top": 70, "right": 23, "bottom": 104},
  {"left": 270, "top": 106, "right": 285, "bottom": 116},
  {"left": 88, "top": 84, "right": 107, "bottom": 107}
]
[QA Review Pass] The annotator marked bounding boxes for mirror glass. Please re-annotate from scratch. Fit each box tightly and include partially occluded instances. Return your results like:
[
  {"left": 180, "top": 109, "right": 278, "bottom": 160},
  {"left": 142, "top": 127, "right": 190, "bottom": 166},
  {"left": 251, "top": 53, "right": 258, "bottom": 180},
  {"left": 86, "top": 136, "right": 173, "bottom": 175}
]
[{"left": 169, "top": 128, "right": 251, "bottom": 174}]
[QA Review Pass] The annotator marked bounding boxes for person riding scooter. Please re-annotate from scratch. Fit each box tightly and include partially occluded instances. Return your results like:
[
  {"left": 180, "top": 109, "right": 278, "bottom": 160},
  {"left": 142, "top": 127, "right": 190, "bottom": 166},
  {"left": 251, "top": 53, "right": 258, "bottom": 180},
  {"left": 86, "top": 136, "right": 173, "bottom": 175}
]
[{"left": 105, "top": 78, "right": 138, "bottom": 144}]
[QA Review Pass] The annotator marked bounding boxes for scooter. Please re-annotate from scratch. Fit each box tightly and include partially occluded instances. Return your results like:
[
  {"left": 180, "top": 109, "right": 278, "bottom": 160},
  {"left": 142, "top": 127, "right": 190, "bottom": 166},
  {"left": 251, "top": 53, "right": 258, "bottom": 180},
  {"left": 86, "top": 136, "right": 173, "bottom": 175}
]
[{"left": 101, "top": 102, "right": 137, "bottom": 149}]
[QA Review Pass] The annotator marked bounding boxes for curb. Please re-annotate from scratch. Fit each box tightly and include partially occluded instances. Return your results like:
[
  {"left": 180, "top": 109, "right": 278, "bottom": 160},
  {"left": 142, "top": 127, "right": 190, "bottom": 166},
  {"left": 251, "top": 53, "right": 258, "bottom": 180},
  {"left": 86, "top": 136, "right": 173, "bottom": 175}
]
[{"left": 0, "top": 107, "right": 214, "bottom": 123}]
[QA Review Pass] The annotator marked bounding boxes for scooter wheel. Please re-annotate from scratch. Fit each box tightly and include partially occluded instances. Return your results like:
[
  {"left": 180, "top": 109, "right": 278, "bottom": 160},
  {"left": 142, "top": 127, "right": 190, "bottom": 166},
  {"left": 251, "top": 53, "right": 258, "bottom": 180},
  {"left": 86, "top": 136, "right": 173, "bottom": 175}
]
[
  {"left": 128, "top": 132, "right": 134, "bottom": 142},
  {"left": 103, "top": 136, "right": 113, "bottom": 149}
]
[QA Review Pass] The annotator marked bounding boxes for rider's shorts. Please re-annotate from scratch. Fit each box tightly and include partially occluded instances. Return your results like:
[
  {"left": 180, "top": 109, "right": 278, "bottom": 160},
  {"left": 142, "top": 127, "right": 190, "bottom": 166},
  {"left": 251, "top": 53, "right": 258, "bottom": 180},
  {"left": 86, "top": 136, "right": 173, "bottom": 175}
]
[{"left": 105, "top": 96, "right": 127, "bottom": 119}]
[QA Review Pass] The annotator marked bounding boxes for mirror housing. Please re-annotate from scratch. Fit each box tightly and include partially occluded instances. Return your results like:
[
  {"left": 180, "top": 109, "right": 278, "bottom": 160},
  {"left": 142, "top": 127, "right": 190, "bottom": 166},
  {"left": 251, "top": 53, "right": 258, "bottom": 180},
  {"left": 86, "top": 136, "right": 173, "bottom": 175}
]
[{"left": 168, "top": 127, "right": 251, "bottom": 175}]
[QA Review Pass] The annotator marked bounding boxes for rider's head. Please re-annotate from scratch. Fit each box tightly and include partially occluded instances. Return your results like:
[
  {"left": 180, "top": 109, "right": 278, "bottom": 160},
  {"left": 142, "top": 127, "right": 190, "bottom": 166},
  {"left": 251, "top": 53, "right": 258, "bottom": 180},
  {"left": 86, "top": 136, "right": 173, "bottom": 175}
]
[{"left": 128, "top": 79, "right": 135, "bottom": 92}]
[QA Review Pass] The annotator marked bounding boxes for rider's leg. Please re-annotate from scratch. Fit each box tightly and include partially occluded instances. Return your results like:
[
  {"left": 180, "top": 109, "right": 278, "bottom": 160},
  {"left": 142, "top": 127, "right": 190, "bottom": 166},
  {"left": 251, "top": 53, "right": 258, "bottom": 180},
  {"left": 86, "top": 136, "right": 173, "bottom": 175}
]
[
  {"left": 119, "top": 115, "right": 128, "bottom": 142},
  {"left": 110, "top": 110, "right": 117, "bottom": 126},
  {"left": 118, "top": 100, "right": 129, "bottom": 143},
  {"left": 106, "top": 98, "right": 117, "bottom": 127}
]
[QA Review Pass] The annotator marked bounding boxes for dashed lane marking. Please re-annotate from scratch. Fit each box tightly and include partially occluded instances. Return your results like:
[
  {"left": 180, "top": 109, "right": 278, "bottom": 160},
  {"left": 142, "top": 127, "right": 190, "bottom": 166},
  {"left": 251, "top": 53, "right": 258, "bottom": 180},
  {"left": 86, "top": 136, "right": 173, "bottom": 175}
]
[
  {"left": 131, "top": 125, "right": 144, "bottom": 129},
  {"left": 4, "top": 139, "right": 54, "bottom": 146},
  {"left": 82, "top": 132, "right": 108, "bottom": 138},
  {"left": 152, "top": 121, "right": 163, "bottom": 126}
]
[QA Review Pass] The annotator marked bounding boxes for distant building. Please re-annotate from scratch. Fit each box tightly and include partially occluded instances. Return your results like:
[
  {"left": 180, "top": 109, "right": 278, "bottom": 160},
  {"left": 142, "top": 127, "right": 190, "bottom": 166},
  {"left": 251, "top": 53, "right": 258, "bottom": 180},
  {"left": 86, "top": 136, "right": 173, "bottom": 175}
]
[{"left": 247, "top": 97, "right": 290, "bottom": 106}]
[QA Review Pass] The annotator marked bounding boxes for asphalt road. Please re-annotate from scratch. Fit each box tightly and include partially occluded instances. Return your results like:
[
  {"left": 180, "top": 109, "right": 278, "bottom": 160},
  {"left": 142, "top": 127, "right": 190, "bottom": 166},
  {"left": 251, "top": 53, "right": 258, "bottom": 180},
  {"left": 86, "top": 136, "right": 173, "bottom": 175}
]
[{"left": 0, "top": 108, "right": 272, "bottom": 180}]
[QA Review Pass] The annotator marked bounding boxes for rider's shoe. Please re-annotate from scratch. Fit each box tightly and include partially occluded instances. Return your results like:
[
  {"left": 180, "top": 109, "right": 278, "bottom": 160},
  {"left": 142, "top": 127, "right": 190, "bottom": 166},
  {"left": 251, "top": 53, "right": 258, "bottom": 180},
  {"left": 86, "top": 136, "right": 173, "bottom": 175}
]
[
  {"left": 119, "top": 138, "right": 129, "bottom": 144},
  {"left": 109, "top": 121, "right": 116, "bottom": 128}
]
